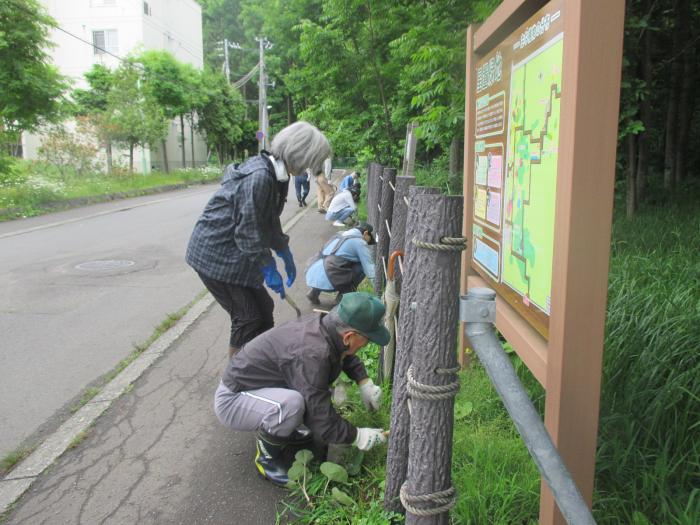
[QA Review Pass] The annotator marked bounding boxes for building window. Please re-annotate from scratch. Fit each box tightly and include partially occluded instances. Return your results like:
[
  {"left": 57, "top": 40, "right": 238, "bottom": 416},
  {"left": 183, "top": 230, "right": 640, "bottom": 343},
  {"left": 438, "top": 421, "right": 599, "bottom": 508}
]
[
  {"left": 92, "top": 30, "right": 118, "bottom": 55},
  {"left": 90, "top": 0, "right": 116, "bottom": 6},
  {"left": 143, "top": 1, "right": 151, "bottom": 15}
]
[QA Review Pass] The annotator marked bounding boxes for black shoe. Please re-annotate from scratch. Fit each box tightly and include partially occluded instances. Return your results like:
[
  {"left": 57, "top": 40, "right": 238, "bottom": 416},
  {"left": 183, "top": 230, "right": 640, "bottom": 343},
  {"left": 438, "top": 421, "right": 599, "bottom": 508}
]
[
  {"left": 306, "top": 288, "right": 321, "bottom": 305},
  {"left": 255, "top": 431, "right": 292, "bottom": 486},
  {"left": 301, "top": 196, "right": 308, "bottom": 207}
]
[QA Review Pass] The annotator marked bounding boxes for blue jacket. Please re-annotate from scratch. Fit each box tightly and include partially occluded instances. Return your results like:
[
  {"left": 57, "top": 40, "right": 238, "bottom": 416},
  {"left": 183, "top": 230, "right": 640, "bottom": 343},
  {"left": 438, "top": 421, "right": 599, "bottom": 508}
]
[
  {"left": 305, "top": 229, "right": 375, "bottom": 291},
  {"left": 339, "top": 174, "right": 356, "bottom": 191}
]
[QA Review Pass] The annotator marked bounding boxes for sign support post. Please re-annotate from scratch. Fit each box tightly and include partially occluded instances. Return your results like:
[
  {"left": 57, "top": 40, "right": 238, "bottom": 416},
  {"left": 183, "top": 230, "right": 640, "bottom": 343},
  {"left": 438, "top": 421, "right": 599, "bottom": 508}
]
[{"left": 461, "top": 1, "right": 625, "bottom": 523}]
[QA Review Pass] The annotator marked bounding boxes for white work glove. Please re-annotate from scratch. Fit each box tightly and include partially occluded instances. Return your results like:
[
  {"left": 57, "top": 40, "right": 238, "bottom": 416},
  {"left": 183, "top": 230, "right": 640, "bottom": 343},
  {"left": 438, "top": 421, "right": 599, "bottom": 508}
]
[
  {"left": 353, "top": 427, "right": 387, "bottom": 451},
  {"left": 359, "top": 379, "right": 382, "bottom": 411}
]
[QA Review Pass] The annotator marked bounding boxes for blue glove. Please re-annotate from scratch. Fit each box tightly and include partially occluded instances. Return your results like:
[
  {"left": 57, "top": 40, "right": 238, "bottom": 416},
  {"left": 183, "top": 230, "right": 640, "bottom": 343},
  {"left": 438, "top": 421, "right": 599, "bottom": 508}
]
[
  {"left": 261, "top": 259, "right": 285, "bottom": 299},
  {"left": 275, "top": 246, "right": 297, "bottom": 287}
]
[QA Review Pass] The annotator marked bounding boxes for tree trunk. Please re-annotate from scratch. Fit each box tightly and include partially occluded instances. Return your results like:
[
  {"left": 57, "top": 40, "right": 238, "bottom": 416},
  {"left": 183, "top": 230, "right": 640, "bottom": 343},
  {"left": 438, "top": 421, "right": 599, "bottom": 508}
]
[
  {"left": 105, "top": 141, "right": 113, "bottom": 174},
  {"left": 287, "top": 93, "right": 293, "bottom": 125},
  {"left": 365, "top": 1, "right": 394, "bottom": 151},
  {"left": 664, "top": 1, "right": 684, "bottom": 189},
  {"left": 129, "top": 143, "right": 134, "bottom": 174},
  {"left": 674, "top": 42, "right": 694, "bottom": 185},
  {"left": 161, "top": 139, "right": 170, "bottom": 173},
  {"left": 190, "top": 112, "right": 196, "bottom": 168},
  {"left": 448, "top": 137, "right": 461, "bottom": 194},
  {"left": 384, "top": 186, "right": 441, "bottom": 513},
  {"left": 179, "top": 114, "right": 186, "bottom": 169},
  {"left": 636, "top": 25, "right": 652, "bottom": 203},
  {"left": 403, "top": 194, "right": 463, "bottom": 525},
  {"left": 626, "top": 134, "right": 637, "bottom": 219}
]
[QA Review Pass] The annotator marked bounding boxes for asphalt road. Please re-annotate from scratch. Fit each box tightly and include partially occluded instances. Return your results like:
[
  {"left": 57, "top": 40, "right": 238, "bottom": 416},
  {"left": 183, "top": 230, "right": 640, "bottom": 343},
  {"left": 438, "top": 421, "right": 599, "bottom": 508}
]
[{"left": 0, "top": 181, "right": 304, "bottom": 458}]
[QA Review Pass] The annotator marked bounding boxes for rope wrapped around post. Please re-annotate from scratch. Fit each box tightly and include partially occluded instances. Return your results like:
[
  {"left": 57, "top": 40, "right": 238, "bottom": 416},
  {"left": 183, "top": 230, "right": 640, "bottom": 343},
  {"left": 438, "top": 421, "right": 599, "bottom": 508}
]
[
  {"left": 400, "top": 485, "right": 457, "bottom": 517},
  {"left": 412, "top": 236, "right": 467, "bottom": 252},
  {"left": 406, "top": 366, "right": 460, "bottom": 400}
]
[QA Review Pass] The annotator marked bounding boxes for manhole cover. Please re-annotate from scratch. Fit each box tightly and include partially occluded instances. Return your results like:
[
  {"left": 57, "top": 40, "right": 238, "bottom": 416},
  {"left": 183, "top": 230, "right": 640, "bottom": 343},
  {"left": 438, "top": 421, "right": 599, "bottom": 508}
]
[{"left": 75, "top": 259, "right": 136, "bottom": 271}]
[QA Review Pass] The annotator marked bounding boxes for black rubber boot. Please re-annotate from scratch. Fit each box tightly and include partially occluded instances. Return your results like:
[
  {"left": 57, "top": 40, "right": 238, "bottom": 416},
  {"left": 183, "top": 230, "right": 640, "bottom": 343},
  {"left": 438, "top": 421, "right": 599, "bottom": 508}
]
[{"left": 255, "top": 431, "right": 292, "bottom": 486}]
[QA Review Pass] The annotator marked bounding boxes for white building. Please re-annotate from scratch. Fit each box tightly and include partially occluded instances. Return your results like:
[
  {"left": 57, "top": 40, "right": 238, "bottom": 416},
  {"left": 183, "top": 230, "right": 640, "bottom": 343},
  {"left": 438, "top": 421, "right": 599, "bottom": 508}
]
[{"left": 23, "top": 0, "right": 208, "bottom": 172}]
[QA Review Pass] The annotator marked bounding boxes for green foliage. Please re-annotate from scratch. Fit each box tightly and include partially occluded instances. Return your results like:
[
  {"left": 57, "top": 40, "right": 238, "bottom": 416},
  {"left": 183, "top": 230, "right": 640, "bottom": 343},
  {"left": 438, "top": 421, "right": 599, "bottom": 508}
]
[
  {"left": 0, "top": 0, "right": 67, "bottom": 133},
  {"left": 593, "top": 204, "right": 700, "bottom": 524},
  {"left": 104, "top": 61, "right": 169, "bottom": 170},
  {"left": 320, "top": 461, "right": 348, "bottom": 484},
  {"left": 0, "top": 160, "right": 221, "bottom": 220},
  {"left": 195, "top": 69, "right": 245, "bottom": 162}
]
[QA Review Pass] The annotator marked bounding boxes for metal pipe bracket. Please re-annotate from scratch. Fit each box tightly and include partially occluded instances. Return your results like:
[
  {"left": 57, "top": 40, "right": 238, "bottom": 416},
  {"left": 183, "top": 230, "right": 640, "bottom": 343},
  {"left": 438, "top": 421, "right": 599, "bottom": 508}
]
[{"left": 459, "top": 291, "right": 496, "bottom": 324}]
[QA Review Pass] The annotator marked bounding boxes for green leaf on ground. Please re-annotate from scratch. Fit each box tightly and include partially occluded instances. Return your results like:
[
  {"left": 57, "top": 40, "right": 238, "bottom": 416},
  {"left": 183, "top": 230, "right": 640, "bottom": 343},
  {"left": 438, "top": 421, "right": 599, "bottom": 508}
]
[
  {"left": 331, "top": 487, "right": 355, "bottom": 506},
  {"left": 320, "top": 462, "right": 348, "bottom": 483}
]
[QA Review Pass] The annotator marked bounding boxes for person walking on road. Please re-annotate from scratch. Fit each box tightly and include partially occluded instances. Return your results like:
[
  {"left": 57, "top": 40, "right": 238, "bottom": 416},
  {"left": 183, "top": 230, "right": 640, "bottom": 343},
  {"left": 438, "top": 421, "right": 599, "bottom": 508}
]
[
  {"left": 315, "top": 158, "right": 335, "bottom": 213},
  {"left": 305, "top": 222, "right": 376, "bottom": 305},
  {"left": 294, "top": 170, "right": 311, "bottom": 207},
  {"left": 186, "top": 121, "right": 331, "bottom": 358},
  {"left": 213, "top": 292, "right": 389, "bottom": 485}
]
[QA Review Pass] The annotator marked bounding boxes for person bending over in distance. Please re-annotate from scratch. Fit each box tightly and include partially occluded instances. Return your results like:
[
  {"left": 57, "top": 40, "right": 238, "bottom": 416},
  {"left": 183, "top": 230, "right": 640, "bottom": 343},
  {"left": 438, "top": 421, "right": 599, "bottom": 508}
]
[
  {"left": 213, "top": 292, "right": 389, "bottom": 485},
  {"left": 305, "top": 222, "right": 376, "bottom": 305},
  {"left": 186, "top": 121, "right": 331, "bottom": 358},
  {"left": 338, "top": 171, "right": 359, "bottom": 192},
  {"left": 325, "top": 183, "right": 361, "bottom": 227}
]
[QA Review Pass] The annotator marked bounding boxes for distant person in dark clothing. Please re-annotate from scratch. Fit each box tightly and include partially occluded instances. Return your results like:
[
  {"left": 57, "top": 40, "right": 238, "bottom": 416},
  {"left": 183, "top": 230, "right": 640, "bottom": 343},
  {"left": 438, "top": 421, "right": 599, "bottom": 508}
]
[
  {"left": 186, "top": 121, "right": 331, "bottom": 358},
  {"left": 293, "top": 170, "right": 311, "bottom": 207}
]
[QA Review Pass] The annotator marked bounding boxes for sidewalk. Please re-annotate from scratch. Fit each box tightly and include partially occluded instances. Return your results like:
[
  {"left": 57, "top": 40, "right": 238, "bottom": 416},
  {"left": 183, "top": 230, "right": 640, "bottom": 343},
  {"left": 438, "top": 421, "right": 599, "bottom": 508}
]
[{"left": 1, "top": 204, "right": 342, "bottom": 524}]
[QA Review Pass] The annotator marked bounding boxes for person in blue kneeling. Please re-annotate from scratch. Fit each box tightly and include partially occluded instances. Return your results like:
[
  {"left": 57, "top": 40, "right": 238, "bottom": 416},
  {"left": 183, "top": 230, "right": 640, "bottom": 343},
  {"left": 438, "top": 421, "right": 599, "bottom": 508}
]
[
  {"left": 305, "top": 222, "right": 376, "bottom": 305},
  {"left": 338, "top": 171, "right": 359, "bottom": 192}
]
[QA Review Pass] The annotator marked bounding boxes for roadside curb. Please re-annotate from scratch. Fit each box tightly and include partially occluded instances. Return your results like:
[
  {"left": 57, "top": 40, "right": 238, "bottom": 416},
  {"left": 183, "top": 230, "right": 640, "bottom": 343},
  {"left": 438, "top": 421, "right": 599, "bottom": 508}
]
[
  {"left": 0, "top": 171, "right": 346, "bottom": 515},
  {"left": 0, "top": 294, "right": 215, "bottom": 514}
]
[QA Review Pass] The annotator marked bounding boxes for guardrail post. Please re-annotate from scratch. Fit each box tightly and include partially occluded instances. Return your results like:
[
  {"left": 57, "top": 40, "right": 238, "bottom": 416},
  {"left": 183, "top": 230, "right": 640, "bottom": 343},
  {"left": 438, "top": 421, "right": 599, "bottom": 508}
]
[
  {"left": 374, "top": 167, "right": 397, "bottom": 296},
  {"left": 384, "top": 186, "right": 440, "bottom": 513},
  {"left": 402, "top": 194, "right": 464, "bottom": 524}
]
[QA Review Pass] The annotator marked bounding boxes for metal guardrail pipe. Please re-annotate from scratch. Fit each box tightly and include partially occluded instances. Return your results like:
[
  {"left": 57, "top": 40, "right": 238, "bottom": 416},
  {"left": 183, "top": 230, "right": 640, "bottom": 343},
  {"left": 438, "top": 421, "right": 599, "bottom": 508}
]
[{"left": 461, "top": 288, "right": 596, "bottom": 525}]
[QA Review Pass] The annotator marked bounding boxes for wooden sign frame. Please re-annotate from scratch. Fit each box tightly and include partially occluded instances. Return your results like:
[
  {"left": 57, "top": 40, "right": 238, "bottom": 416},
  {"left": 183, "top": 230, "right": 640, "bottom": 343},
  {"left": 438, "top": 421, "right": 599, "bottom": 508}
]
[{"left": 460, "top": 1, "right": 625, "bottom": 523}]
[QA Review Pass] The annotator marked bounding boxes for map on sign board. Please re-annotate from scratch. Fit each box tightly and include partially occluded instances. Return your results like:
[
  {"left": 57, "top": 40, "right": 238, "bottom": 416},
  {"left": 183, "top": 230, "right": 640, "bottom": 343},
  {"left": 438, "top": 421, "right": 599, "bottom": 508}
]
[{"left": 470, "top": 0, "right": 563, "bottom": 338}]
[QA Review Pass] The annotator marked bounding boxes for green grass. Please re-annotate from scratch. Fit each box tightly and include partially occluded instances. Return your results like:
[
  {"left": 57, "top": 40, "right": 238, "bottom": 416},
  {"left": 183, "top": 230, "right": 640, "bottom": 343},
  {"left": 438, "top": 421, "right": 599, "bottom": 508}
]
[
  {"left": 0, "top": 447, "right": 34, "bottom": 477},
  {"left": 593, "top": 203, "right": 700, "bottom": 524},
  {"left": 0, "top": 160, "right": 222, "bottom": 220}
]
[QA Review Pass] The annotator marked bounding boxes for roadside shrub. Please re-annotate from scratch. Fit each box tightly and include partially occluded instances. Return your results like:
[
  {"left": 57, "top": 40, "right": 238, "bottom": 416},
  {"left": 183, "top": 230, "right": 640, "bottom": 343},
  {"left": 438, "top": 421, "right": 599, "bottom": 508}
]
[{"left": 38, "top": 118, "right": 99, "bottom": 178}]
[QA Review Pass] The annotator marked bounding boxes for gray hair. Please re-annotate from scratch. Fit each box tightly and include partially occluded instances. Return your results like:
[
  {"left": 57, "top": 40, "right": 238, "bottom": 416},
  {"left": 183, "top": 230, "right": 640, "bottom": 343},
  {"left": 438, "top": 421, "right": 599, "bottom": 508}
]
[
  {"left": 325, "top": 308, "right": 354, "bottom": 336},
  {"left": 270, "top": 121, "right": 331, "bottom": 176}
]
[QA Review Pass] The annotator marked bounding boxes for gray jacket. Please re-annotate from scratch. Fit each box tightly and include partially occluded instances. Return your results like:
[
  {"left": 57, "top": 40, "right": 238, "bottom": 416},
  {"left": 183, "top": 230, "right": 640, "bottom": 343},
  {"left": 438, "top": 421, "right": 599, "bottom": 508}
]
[{"left": 222, "top": 313, "right": 369, "bottom": 444}]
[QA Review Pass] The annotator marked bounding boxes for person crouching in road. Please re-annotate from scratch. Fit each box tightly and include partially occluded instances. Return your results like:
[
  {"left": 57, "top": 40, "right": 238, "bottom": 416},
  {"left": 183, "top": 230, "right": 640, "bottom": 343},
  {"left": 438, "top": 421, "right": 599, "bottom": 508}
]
[
  {"left": 305, "top": 222, "right": 376, "bottom": 305},
  {"left": 213, "top": 292, "right": 389, "bottom": 485},
  {"left": 325, "top": 183, "right": 361, "bottom": 227},
  {"left": 186, "top": 121, "right": 331, "bottom": 358}
]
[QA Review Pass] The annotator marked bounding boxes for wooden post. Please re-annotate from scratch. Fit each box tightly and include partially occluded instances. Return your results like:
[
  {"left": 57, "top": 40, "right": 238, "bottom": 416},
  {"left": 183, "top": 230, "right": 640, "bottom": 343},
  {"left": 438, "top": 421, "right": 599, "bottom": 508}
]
[
  {"left": 374, "top": 167, "right": 397, "bottom": 296},
  {"left": 388, "top": 175, "right": 416, "bottom": 292},
  {"left": 403, "top": 194, "right": 463, "bottom": 524},
  {"left": 367, "top": 162, "right": 383, "bottom": 230},
  {"left": 384, "top": 186, "right": 440, "bottom": 513}
]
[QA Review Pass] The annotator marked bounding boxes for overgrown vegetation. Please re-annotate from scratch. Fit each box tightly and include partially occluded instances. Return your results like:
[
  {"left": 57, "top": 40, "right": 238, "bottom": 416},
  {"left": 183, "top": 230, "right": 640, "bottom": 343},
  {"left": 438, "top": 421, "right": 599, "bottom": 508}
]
[{"left": 0, "top": 162, "right": 222, "bottom": 221}]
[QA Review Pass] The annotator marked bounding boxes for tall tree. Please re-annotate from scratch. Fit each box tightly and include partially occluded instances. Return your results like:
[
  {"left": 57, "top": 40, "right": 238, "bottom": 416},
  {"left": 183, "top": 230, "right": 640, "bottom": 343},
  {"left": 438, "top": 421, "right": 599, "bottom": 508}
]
[
  {"left": 0, "top": 0, "right": 66, "bottom": 163},
  {"left": 72, "top": 64, "right": 117, "bottom": 172},
  {"left": 105, "top": 62, "right": 169, "bottom": 173}
]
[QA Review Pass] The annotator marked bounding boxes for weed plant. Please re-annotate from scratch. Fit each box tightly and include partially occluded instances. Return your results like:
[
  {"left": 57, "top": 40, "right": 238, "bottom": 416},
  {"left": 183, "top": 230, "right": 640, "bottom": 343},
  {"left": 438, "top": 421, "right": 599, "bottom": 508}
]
[{"left": 593, "top": 203, "right": 700, "bottom": 524}]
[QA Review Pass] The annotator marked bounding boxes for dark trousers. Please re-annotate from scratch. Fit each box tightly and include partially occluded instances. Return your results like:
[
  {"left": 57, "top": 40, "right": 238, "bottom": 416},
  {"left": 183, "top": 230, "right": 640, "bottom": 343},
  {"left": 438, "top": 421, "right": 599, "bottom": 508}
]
[
  {"left": 293, "top": 175, "right": 310, "bottom": 202},
  {"left": 197, "top": 273, "right": 274, "bottom": 348}
]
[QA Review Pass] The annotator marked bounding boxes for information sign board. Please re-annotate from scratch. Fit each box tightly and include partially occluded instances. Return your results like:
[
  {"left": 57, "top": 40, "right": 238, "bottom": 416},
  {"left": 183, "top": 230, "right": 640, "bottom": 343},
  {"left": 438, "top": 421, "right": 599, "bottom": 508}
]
[{"left": 470, "top": 0, "right": 563, "bottom": 339}]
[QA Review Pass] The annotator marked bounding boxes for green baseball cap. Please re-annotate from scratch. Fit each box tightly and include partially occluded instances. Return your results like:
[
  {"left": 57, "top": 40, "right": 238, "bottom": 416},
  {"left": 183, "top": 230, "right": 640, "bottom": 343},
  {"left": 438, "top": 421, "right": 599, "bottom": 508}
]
[{"left": 338, "top": 292, "right": 390, "bottom": 346}]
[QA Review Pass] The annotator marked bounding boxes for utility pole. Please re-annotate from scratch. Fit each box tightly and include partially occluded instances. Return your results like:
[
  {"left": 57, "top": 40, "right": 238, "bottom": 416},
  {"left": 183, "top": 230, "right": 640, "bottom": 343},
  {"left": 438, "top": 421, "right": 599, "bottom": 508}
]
[
  {"left": 222, "top": 38, "right": 230, "bottom": 83},
  {"left": 255, "top": 36, "right": 272, "bottom": 152}
]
